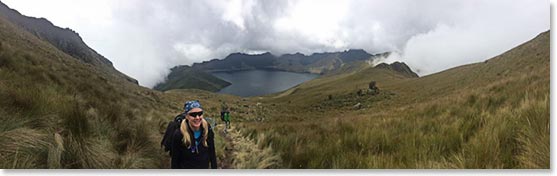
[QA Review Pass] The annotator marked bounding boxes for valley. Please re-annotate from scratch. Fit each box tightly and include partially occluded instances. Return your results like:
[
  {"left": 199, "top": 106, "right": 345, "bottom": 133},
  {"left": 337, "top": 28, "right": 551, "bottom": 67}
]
[{"left": 0, "top": 1, "right": 550, "bottom": 169}]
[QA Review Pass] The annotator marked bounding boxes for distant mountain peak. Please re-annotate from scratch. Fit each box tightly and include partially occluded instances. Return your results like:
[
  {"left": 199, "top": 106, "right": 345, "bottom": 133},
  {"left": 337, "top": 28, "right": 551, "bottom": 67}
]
[
  {"left": 282, "top": 52, "right": 306, "bottom": 57},
  {"left": 374, "top": 62, "right": 419, "bottom": 78},
  {"left": 190, "top": 49, "right": 381, "bottom": 74},
  {"left": 229, "top": 52, "right": 272, "bottom": 56},
  {"left": 344, "top": 49, "right": 366, "bottom": 53}
]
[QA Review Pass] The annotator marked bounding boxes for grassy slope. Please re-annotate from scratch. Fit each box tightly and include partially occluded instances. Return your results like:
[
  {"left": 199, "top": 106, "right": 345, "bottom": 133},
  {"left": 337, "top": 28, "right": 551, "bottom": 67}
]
[
  {"left": 0, "top": 2, "right": 138, "bottom": 84},
  {"left": 242, "top": 31, "right": 549, "bottom": 168},
  {"left": 0, "top": 5, "right": 549, "bottom": 168},
  {"left": 0, "top": 14, "right": 177, "bottom": 168},
  {"left": 0, "top": 14, "right": 258, "bottom": 168},
  {"left": 154, "top": 66, "right": 231, "bottom": 92}
]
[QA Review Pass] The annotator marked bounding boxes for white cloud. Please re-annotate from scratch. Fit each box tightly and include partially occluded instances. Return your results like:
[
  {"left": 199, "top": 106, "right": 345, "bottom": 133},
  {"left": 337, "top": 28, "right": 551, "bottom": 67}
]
[
  {"left": 173, "top": 43, "right": 213, "bottom": 63},
  {"left": 1, "top": 0, "right": 549, "bottom": 87},
  {"left": 274, "top": 0, "right": 348, "bottom": 48},
  {"left": 369, "top": 52, "right": 403, "bottom": 67},
  {"left": 399, "top": 0, "right": 549, "bottom": 75}
]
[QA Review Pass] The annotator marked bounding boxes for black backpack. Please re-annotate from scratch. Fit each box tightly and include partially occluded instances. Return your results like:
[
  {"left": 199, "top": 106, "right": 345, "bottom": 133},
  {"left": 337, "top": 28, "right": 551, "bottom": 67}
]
[
  {"left": 161, "top": 114, "right": 185, "bottom": 154},
  {"left": 161, "top": 114, "right": 214, "bottom": 155}
]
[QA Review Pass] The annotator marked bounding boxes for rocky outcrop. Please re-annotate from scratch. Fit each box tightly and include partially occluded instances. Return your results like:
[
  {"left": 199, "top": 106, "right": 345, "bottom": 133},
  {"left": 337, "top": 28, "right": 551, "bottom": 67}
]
[{"left": 374, "top": 62, "right": 419, "bottom": 78}]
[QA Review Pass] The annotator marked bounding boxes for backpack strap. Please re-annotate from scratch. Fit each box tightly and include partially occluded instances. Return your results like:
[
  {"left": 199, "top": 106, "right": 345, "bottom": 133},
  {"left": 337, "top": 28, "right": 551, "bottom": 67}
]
[{"left": 174, "top": 114, "right": 186, "bottom": 124}]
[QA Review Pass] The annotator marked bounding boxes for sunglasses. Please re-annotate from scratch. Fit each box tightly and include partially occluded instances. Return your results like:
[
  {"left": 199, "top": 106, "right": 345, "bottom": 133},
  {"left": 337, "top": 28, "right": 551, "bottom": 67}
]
[{"left": 187, "top": 111, "right": 204, "bottom": 117}]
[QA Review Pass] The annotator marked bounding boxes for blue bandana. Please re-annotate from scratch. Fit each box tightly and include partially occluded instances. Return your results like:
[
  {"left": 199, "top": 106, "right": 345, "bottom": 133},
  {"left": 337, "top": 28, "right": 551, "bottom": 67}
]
[{"left": 184, "top": 100, "right": 202, "bottom": 113}]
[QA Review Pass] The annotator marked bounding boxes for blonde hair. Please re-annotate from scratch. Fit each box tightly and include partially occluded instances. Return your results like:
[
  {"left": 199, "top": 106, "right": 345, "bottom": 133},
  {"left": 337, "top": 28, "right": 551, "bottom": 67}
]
[{"left": 180, "top": 118, "right": 209, "bottom": 148}]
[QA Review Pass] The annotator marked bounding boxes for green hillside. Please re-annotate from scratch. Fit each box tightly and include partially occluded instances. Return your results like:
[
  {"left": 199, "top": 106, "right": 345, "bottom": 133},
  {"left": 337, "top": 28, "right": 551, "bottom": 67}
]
[
  {"left": 0, "top": 10, "right": 255, "bottom": 168},
  {"left": 0, "top": 2, "right": 138, "bottom": 84},
  {"left": 153, "top": 65, "right": 231, "bottom": 92},
  {"left": 242, "top": 31, "right": 550, "bottom": 168}
]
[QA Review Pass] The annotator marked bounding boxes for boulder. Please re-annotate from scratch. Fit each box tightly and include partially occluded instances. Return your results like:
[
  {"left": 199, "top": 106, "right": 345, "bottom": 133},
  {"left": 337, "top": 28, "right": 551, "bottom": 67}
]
[{"left": 369, "top": 81, "right": 377, "bottom": 90}]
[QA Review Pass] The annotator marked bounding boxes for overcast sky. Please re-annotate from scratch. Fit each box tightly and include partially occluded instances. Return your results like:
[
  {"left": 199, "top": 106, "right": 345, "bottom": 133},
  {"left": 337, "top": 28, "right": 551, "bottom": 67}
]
[{"left": 2, "top": 0, "right": 549, "bottom": 87}]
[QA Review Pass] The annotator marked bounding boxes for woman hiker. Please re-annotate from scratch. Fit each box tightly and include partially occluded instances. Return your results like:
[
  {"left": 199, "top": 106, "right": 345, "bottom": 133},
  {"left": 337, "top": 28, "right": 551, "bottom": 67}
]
[{"left": 171, "top": 100, "right": 217, "bottom": 169}]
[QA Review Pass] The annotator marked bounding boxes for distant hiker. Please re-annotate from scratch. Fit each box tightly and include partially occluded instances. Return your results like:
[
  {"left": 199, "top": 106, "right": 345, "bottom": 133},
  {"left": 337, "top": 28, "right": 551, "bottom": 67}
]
[
  {"left": 220, "top": 109, "right": 226, "bottom": 123},
  {"left": 220, "top": 104, "right": 231, "bottom": 131},
  {"left": 169, "top": 100, "right": 217, "bottom": 169},
  {"left": 223, "top": 110, "right": 231, "bottom": 129}
]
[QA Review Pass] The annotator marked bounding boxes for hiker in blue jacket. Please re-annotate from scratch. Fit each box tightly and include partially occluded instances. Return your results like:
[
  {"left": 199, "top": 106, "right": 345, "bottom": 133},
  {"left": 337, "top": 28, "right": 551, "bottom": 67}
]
[{"left": 171, "top": 100, "right": 217, "bottom": 169}]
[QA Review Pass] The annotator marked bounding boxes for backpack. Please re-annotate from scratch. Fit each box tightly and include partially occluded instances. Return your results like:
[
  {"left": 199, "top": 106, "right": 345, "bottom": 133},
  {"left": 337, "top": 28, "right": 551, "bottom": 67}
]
[
  {"left": 161, "top": 114, "right": 185, "bottom": 154},
  {"left": 224, "top": 112, "right": 230, "bottom": 121},
  {"left": 160, "top": 114, "right": 214, "bottom": 155}
]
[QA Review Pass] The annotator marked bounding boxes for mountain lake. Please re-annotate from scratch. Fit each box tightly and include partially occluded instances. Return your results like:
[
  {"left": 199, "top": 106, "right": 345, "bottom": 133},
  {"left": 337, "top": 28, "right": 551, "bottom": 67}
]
[{"left": 211, "top": 69, "right": 319, "bottom": 97}]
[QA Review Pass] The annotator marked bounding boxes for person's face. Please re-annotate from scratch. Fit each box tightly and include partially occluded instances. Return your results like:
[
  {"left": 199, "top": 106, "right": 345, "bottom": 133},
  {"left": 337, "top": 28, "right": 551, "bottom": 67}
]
[{"left": 186, "top": 108, "right": 203, "bottom": 129}]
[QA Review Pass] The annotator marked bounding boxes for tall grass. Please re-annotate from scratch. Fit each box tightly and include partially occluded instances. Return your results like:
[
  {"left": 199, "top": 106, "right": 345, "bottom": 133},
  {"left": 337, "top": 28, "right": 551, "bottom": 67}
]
[
  {"left": 516, "top": 94, "right": 549, "bottom": 168},
  {"left": 47, "top": 133, "right": 64, "bottom": 169},
  {"left": 212, "top": 124, "right": 227, "bottom": 168},
  {"left": 243, "top": 70, "right": 549, "bottom": 168},
  {"left": 0, "top": 27, "right": 170, "bottom": 168},
  {"left": 0, "top": 14, "right": 549, "bottom": 169},
  {"left": 0, "top": 128, "right": 49, "bottom": 168},
  {"left": 228, "top": 126, "right": 281, "bottom": 169}
]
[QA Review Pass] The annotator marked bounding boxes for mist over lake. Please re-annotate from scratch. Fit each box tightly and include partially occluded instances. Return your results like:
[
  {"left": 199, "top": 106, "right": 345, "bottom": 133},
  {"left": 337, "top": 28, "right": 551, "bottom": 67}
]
[{"left": 212, "top": 70, "right": 319, "bottom": 97}]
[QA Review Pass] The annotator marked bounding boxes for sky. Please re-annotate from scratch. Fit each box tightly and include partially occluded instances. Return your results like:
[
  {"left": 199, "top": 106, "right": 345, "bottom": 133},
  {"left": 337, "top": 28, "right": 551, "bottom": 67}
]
[{"left": 1, "top": 0, "right": 550, "bottom": 88}]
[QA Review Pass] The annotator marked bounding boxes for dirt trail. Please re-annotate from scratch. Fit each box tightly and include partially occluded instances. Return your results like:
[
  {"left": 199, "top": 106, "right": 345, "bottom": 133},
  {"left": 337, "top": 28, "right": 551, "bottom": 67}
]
[
  {"left": 216, "top": 124, "right": 234, "bottom": 169},
  {"left": 215, "top": 124, "right": 282, "bottom": 169}
]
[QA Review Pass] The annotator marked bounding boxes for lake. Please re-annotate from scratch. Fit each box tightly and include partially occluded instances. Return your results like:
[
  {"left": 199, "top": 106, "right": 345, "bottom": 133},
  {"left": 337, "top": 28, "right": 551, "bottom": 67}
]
[{"left": 211, "top": 69, "right": 319, "bottom": 97}]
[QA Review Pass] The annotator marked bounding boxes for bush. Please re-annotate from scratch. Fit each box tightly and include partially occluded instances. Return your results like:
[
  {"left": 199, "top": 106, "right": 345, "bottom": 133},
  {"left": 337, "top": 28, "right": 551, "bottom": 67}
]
[{"left": 0, "top": 128, "right": 49, "bottom": 168}]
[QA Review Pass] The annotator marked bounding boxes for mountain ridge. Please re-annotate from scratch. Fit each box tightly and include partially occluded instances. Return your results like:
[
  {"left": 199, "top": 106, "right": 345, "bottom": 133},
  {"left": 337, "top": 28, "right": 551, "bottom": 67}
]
[
  {"left": 0, "top": 1, "right": 138, "bottom": 84},
  {"left": 374, "top": 61, "right": 419, "bottom": 78},
  {"left": 153, "top": 65, "right": 231, "bottom": 92},
  {"left": 191, "top": 49, "right": 389, "bottom": 74},
  {"left": 158, "top": 49, "right": 417, "bottom": 92}
]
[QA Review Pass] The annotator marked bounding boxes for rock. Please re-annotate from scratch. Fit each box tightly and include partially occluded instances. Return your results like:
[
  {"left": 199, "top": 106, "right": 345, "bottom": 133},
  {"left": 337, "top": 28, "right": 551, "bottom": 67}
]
[
  {"left": 367, "top": 80, "right": 380, "bottom": 95},
  {"left": 369, "top": 81, "right": 377, "bottom": 90},
  {"left": 353, "top": 103, "right": 362, "bottom": 110}
]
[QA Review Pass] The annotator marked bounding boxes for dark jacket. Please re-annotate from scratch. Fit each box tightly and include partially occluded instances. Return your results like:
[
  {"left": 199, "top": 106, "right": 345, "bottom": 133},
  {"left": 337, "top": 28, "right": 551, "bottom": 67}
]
[{"left": 170, "top": 120, "right": 217, "bottom": 169}]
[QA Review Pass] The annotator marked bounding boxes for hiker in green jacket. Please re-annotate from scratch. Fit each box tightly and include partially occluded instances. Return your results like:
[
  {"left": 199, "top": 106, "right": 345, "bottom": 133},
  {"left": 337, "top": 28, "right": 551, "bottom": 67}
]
[{"left": 223, "top": 110, "right": 231, "bottom": 129}]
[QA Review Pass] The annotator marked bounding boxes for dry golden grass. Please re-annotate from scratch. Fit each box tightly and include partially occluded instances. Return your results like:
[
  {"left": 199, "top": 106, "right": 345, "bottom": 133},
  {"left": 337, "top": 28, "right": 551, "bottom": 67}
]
[
  {"left": 0, "top": 15, "right": 176, "bottom": 168},
  {"left": 0, "top": 10, "right": 549, "bottom": 169},
  {"left": 227, "top": 126, "right": 281, "bottom": 169},
  {"left": 240, "top": 31, "right": 550, "bottom": 168},
  {"left": 0, "top": 128, "right": 49, "bottom": 168}
]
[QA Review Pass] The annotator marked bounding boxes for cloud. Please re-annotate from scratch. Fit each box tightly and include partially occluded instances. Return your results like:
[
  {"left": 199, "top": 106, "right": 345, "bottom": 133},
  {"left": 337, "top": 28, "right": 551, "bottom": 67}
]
[
  {"left": 399, "top": 0, "right": 550, "bottom": 75},
  {"left": 2, "top": 0, "right": 549, "bottom": 87}
]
